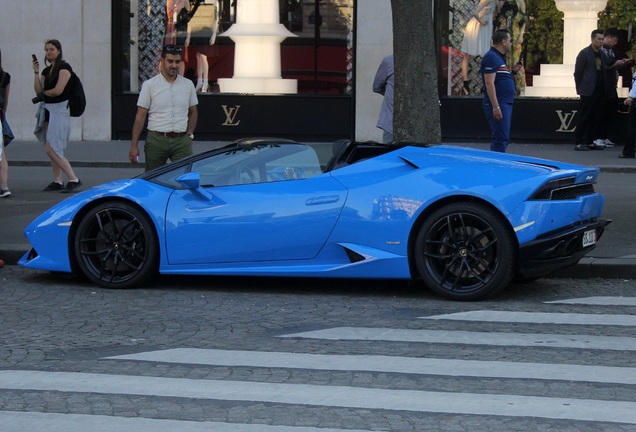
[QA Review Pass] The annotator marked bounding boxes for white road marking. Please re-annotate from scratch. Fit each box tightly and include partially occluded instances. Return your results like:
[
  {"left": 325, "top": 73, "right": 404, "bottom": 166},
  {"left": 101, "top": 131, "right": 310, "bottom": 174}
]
[
  {"left": 0, "top": 411, "right": 373, "bottom": 432},
  {"left": 107, "top": 348, "right": 636, "bottom": 385},
  {"left": 1, "top": 371, "right": 635, "bottom": 424},
  {"left": 420, "top": 311, "right": 636, "bottom": 326},
  {"left": 280, "top": 327, "right": 636, "bottom": 351},
  {"left": 545, "top": 297, "right": 636, "bottom": 306}
]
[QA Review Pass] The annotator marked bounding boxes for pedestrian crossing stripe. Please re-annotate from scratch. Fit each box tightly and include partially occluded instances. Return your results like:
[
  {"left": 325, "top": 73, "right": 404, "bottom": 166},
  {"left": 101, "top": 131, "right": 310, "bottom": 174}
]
[
  {"left": 107, "top": 348, "right": 636, "bottom": 385},
  {"left": 280, "top": 327, "right": 636, "bottom": 351},
  {"left": 545, "top": 296, "right": 636, "bottom": 306},
  {"left": 1, "top": 370, "right": 635, "bottom": 424},
  {"left": 420, "top": 311, "right": 636, "bottom": 326},
  {"left": 0, "top": 411, "right": 374, "bottom": 432}
]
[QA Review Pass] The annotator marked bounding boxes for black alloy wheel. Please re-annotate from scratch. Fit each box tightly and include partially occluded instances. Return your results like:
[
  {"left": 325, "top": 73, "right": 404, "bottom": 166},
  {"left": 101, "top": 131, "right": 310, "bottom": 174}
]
[
  {"left": 74, "top": 202, "right": 158, "bottom": 288},
  {"left": 414, "top": 202, "right": 516, "bottom": 301}
]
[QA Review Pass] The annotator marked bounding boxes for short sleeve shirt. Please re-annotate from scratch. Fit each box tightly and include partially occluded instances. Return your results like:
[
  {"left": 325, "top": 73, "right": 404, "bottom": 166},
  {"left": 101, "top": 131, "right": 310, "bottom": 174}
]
[
  {"left": 42, "top": 63, "right": 72, "bottom": 103},
  {"left": 481, "top": 47, "right": 516, "bottom": 105},
  {"left": 137, "top": 73, "right": 198, "bottom": 133},
  {"left": 1, "top": 71, "right": 10, "bottom": 110}
]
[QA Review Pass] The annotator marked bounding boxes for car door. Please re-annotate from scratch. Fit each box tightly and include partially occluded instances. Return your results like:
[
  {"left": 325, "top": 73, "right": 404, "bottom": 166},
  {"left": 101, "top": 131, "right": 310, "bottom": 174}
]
[{"left": 164, "top": 144, "right": 348, "bottom": 265}]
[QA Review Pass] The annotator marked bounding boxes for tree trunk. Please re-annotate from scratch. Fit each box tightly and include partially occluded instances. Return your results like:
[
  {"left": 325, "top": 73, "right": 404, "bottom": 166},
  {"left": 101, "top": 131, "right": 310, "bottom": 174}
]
[{"left": 391, "top": 0, "right": 441, "bottom": 145}]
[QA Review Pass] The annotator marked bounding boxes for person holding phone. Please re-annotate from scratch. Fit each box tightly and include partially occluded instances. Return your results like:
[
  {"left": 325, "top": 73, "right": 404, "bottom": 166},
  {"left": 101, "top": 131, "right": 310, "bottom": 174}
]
[
  {"left": 0, "top": 48, "right": 12, "bottom": 197},
  {"left": 32, "top": 39, "right": 82, "bottom": 192},
  {"left": 481, "top": 29, "right": 522, "bottom": 153}
]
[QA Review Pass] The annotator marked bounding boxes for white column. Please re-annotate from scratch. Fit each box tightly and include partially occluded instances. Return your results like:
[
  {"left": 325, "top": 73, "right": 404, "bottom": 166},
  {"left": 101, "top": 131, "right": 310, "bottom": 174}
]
[
  {"left": 525, "top": 0, "right": 611, "bottom": 97},
  {"left": 554, "top": 0, "right": 608, "bottom": 65},
  {"left": 218, "top": 0, "right": 297, "bottom": 94}
]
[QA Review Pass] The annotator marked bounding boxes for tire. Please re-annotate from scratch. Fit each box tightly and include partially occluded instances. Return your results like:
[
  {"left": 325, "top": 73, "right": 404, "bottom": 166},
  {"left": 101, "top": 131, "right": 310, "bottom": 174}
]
[
  {"left": 74, "top": 202, "right": 158, "bottom": 288},
  {"left": 414, "top": 202, "right": 516, "bottom": 301}
]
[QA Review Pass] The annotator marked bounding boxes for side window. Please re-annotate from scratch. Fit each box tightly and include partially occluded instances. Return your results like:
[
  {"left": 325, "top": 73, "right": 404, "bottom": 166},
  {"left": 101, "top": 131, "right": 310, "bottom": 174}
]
[
  {"left": 265, "top": 146, "right": 322, "bottom": 182},
  {"left": 191, "top": 149, "right": 258, "bottom": 187},
  {"left": 190, "top": 144, "right": 322, "bottom": 188}
]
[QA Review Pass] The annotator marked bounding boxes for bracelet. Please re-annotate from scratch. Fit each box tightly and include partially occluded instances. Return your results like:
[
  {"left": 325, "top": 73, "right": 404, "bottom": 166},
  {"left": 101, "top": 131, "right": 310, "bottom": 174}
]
[
  {"left": 34, "top": 72, "right": 38, "bottom": 75},
  {"left": 493, "top": 106, "right": 501, "bottom": 111}
]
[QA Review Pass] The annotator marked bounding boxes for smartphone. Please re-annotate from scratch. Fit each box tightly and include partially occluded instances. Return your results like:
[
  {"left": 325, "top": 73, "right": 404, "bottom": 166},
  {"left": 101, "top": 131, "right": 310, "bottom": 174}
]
[{"left": 32, "top": 54, "right": 37, "bottom": 62}]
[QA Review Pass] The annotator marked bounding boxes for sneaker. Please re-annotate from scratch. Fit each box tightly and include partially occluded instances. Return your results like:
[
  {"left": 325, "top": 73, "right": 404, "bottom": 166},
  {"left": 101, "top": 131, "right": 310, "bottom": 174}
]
[
  {"left": 0, "top": 189, "right": 10, "bottom": 198},
  {"left": 43, "top": 181, "right": 64, "bottom": 191},
  {"left": 574, "top": 144, "right": 590, "bottom": 151},
  {"left": 603, "top": 139, "right": 616, "bottom": 148},
  {"left": 590, "top": 139, "right": 606, "bottom": 149},
  {"left": 61, "top": 179, "right": 82, "bottom": 193}
]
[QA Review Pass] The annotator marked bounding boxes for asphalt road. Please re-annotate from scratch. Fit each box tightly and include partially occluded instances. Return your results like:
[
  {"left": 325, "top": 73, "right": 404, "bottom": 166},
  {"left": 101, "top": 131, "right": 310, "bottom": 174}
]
[{"left": 0, "top": 267, "right": 635, "bottom": 431}]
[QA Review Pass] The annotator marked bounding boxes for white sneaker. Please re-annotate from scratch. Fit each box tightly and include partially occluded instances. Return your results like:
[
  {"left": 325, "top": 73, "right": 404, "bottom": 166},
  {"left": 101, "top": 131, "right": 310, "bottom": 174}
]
[
  {"left": 603, "top": 139, "right": 615, "bottom": 148},
  {"left": 592, "top": 139, "right": 606, "bottom": 149},
  {"left": 0, "top": 189, "right": 11, "bottom": 198}
]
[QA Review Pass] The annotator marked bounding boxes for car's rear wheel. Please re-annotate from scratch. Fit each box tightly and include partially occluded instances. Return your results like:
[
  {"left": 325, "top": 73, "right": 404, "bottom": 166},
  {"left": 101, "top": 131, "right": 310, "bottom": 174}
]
[
  {"left": 74, "top": 202, "right": 158, "bottom": 288},
  {"left": 414, "top": 202, "right": 516, "bottom": 301}
]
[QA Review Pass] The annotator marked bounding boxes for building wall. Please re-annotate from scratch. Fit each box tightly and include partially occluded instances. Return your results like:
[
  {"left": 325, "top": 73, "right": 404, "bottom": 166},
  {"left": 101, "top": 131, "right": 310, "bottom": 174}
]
[
  {"left": 0, "top": 0, "right": 111, "bottom": 141},
  {"left": 354, "top": 1, "right": 392, "bottom": 142},
  {"left": 2, "top": 1, "right": 393, "bottom": 142}
]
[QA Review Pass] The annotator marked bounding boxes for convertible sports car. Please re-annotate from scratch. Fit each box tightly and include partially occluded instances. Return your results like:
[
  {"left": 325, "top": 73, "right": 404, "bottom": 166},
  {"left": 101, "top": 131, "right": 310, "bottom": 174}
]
[{"left": 19, "top": 138, "right": 610, "bottom": 300}]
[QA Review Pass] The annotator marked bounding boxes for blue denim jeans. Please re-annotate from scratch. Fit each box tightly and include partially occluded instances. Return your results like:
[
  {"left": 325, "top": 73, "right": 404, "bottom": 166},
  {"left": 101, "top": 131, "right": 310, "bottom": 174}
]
[{"left": 484, "top": 101, "right": 513, "bottom": 153}]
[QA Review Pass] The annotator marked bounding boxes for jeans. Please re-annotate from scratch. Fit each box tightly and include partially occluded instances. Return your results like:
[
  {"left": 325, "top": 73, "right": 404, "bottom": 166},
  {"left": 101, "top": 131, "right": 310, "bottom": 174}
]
[{"left": 484, "top": 101, "right": 513, "bottom": 153}]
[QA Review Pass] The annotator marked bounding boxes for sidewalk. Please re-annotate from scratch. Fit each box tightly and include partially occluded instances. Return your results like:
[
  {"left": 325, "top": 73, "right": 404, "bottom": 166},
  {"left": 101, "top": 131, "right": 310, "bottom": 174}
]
[{"left": 1, "top": 139, "right": 635, "bottom": 280}]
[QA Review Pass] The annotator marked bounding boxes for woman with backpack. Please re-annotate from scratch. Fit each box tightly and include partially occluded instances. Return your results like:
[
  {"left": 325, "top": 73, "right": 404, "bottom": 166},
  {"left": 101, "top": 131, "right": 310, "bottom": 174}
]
[
  {"left": 0, "top": 48, "right": 12, "bottom": 197},
  {"left": 32, "top": 39, "right": 81, "bottom": 193}
]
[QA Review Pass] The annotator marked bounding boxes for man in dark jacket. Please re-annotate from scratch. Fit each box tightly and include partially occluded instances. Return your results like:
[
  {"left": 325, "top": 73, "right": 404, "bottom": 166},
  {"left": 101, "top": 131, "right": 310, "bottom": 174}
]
[
  {"left": 573, "top": 29, "right": 607, "bottom": 151},
  {"left": 596, "top": 28, "right": 629, "bottom": 148}
]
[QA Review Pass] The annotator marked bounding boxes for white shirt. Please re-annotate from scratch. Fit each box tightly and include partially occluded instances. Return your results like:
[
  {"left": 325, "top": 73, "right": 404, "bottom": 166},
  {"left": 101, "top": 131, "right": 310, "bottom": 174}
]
[{"left": 137, "top": 73, "right": 198, "bottom": 133}]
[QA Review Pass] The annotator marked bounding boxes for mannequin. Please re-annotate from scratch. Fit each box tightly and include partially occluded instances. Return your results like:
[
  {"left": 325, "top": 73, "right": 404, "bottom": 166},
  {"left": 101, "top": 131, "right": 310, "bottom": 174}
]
[
  {"left": 460, "top": 0, "right": 499, "bottom": 94},
  {"left": 496, "top": 0, "right": 527, "bottom": 95},
  {"left": 165, "top": 0, "right": 191, "bottom": 75},
  {"left": 195, "top": 0, "right": 219, "bottom": 93}
]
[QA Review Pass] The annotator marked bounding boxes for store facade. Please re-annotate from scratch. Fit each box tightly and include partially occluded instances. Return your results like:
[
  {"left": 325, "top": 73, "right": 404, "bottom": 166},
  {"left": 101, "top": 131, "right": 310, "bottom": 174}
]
[{"left": 2, "top": 1, "right": 632, "bottom": 143}]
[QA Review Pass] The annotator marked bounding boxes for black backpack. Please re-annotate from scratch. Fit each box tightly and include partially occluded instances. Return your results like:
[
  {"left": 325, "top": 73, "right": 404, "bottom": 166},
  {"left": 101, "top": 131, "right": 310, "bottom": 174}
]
[{"left": 68, "top": 71, "right": 86, "bottom": 117}]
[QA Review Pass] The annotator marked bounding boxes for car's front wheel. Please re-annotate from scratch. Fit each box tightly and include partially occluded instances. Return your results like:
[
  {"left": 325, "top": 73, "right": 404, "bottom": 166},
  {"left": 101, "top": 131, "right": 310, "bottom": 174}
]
[
  {"left": 414, "top": 202, "right": 516, "bottom": 301},
  {"left": 74, "top": 202, "right": 158, "bottom": 288}
]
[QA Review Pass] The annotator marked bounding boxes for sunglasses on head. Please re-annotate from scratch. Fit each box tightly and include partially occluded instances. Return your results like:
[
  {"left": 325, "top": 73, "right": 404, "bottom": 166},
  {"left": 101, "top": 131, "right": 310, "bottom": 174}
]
[{"left": 163, "top": 45, "right": 182, "bottom": 54}]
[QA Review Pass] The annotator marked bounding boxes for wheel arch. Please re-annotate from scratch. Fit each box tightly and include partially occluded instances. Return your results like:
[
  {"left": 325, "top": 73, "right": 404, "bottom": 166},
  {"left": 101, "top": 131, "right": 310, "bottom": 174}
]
[
  {"left": 67, "top": 197, "right": 161, "bottom": 275},
  {"left": 407, "top": 195, "right": 519, "bottom": 279}
]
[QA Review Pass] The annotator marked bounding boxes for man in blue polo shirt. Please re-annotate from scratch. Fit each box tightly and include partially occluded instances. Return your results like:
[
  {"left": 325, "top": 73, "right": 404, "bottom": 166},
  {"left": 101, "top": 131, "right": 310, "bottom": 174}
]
[{"left": 481, "top": 29, "right": 522, "bottom": 152}]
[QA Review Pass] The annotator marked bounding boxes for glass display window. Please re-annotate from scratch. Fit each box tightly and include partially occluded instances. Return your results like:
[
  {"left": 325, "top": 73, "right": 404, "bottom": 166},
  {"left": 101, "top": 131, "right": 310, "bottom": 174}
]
[{"left": 116, "top": 0, "right": 354, "bottom": 95}]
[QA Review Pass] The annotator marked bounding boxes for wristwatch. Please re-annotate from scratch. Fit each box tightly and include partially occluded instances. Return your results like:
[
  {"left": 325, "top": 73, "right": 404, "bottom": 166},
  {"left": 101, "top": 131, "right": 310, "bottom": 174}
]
[{"left": 189, "top": 133, "right": 194, "bottom": 140}]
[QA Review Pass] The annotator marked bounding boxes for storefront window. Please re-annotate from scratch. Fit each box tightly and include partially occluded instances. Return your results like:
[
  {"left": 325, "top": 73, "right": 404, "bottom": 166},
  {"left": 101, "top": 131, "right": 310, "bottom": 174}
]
[
  {"left": 116, "top": 0, "right": 354, "bottom": 95},
  {"left": 439, "top": 0, "right": 635, "bottom": 98}
]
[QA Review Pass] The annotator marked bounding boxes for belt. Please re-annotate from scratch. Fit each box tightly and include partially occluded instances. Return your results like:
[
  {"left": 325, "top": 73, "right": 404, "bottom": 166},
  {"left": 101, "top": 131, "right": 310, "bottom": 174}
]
[{"left": 148, "top": 130, "right": 186, "bottom": 138}]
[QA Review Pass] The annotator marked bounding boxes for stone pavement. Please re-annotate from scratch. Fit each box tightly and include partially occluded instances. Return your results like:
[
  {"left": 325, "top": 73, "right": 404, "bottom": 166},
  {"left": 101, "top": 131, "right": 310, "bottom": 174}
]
[{"left": 1, "top": 139, "right": 635, "bottom": 279}]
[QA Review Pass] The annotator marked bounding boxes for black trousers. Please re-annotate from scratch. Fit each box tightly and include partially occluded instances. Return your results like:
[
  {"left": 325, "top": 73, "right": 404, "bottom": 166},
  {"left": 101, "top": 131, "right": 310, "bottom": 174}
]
[
  {"left": 575, "top": 89, "right": 603, "bottom": 145},
  {"left": 621, "top": 107, "right": 636, "bottom": 156},
  {"left": 597, "top": 97, "right": 618, "bottom": 140}
]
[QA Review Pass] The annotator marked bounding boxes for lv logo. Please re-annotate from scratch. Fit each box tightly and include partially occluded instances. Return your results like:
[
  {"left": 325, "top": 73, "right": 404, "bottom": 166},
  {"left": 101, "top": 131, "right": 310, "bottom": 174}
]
[
  {"left": 222, "top": 105, "right": 241, "bottom": 126},
  {"left": 555, "top": 110, "right": 577, "bottom": 132}
]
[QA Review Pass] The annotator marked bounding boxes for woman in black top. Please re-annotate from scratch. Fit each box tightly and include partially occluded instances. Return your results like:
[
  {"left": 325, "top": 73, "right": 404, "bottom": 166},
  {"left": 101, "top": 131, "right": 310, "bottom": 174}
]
[
  {"left": 0, "top": 48, "right": 11, "bottom": 197},
  {"left": 33, "top": 39, "right": 81, "bottom": 192}
]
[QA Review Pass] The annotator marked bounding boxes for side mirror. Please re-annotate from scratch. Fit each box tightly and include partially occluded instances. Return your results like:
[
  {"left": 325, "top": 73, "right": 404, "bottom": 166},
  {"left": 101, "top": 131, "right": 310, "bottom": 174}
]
[
  {"left": 176, "top": 172, "right": 200, "bottom": 189},
  {"left": 176, "top": 172, "right": 213, "bottom": 201}
]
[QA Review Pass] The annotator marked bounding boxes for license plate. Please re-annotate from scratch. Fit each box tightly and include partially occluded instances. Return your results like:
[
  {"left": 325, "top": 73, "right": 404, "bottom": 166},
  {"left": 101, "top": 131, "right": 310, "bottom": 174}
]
[{"left": 582, "top": 229, "right": 596, "bottom": 247}]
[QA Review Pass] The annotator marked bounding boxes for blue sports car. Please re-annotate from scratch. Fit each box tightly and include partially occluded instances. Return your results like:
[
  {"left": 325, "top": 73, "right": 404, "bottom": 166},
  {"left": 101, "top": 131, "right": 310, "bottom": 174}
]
[{"left": 19, "top": 138, "right": 609, "bottom": 300}]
